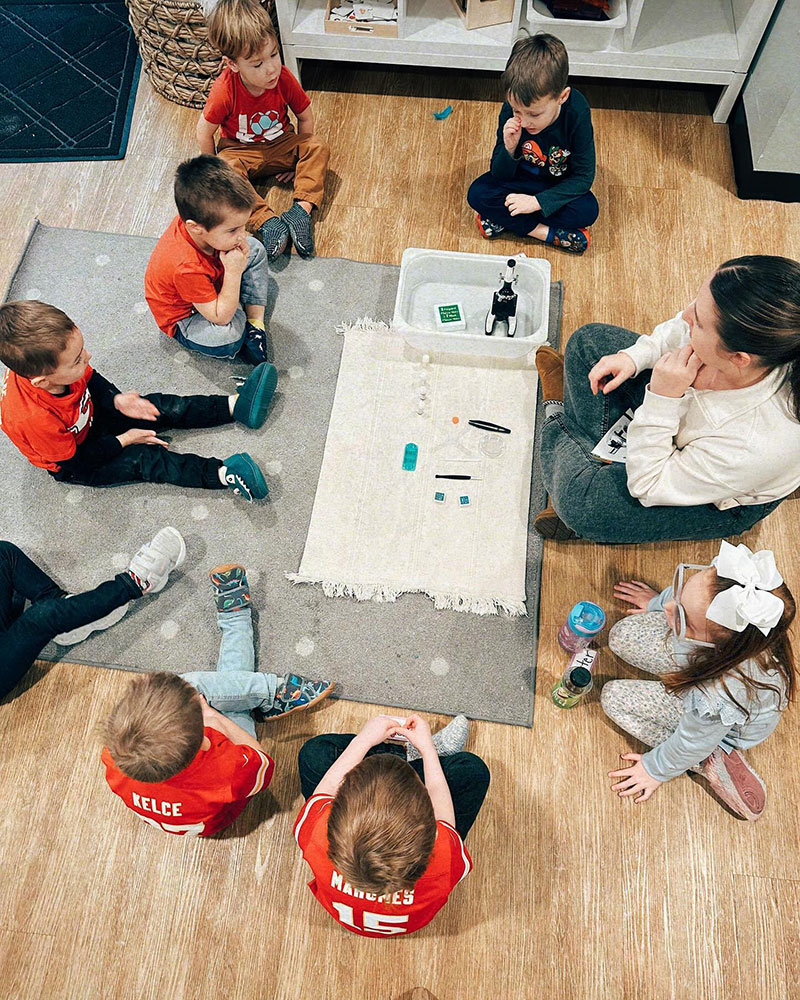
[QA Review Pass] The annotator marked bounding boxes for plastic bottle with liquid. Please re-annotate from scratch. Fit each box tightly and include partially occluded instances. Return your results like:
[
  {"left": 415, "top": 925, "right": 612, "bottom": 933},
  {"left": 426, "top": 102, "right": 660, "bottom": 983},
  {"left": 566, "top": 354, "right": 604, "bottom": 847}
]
[
  {"left": 557, "top": 601, "right": 605, "bottom": 653},
  {"left": 551, "top": 665, "right": 593, "bottom": 709}
]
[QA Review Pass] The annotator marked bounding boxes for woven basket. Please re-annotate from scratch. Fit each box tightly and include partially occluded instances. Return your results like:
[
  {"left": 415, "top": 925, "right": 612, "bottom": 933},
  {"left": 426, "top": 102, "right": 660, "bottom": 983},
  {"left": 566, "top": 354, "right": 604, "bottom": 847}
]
[{"left": 126, "top": 0, "right": 223, "bottom": 109}]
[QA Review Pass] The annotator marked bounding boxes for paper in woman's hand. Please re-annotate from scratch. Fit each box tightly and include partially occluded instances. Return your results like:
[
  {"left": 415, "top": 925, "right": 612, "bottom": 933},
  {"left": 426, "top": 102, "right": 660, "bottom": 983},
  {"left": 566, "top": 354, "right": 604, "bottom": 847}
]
[{"left": 591, "top": 408, "right": 634, "bottom": 463}]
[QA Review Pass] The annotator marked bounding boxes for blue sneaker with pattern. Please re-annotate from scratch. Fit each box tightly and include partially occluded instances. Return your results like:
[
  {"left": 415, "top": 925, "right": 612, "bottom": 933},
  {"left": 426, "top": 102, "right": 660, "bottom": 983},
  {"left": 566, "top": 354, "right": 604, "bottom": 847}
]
[
  {"left": 254, "top": 673, "right": 334, "bottom": 721},
  {"left": 209, "top": 564, "right": 251, "bottom": 612}
]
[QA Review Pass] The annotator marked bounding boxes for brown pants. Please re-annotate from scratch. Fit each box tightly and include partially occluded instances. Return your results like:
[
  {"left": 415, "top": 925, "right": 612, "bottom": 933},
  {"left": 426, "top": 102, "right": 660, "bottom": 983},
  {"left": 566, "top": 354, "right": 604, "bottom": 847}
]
[{"left": 217, "top": 131, "right": 329, "bottom": 231}]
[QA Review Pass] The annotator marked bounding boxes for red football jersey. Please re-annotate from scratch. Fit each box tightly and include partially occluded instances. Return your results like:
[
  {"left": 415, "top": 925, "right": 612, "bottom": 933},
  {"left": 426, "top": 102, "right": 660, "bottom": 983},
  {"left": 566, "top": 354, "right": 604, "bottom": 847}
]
[
  {"left": 203, "top": 66, "right": 310, "bottom": 144},
  {"left": 293, "top": 794, "right": 472, "bottom": 937},
  {"left": 0, "top": 365, "right": 93, "bottom": 471},
  {"left": 102, "top": 728, "right": 273, "bottom": 837}
]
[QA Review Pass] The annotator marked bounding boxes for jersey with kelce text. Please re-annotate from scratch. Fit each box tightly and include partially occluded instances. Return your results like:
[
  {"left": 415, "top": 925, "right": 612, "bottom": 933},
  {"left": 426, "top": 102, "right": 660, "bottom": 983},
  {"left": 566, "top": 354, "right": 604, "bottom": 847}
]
[
  {"left": 102, "top": 728, "right": 273, "bottom": 837},
  {"left": 293, "top": 793, "right": 473, "bottom": 936}
]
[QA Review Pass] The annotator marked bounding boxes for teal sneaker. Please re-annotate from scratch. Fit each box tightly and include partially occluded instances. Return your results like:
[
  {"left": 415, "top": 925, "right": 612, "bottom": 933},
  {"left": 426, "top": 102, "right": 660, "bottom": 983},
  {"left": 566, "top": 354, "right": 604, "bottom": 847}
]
[
  {"left": 255, "top": 673, "right": 334, "bottom": 722},
  {"left": 222, "top": 453, "right": 269, "bottom": 502},
  {"left": 233, "top": 362, "right": 278, "bottom": 429},
  {"left": 209, "top": 564, "right": 250, "bottom": 612}
]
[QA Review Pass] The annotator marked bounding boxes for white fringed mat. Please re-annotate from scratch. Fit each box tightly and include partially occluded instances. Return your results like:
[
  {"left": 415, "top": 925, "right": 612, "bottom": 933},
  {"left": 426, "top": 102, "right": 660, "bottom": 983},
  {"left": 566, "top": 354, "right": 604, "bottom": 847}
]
[{"left": 288, "top": 320, "right": 540, "bottom": 615}]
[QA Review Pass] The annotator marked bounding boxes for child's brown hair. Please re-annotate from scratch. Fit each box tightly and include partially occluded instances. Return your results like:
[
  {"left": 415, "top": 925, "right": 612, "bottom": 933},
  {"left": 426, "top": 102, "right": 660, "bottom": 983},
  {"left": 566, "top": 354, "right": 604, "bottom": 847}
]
[
  {"left": 0, "top": 300, "right": 76, "bottom": 379},
  {"left": 327, "top": 754, "right": 437, "bottom": 896},
  {"left": 501, "top": 33, "right": 569, "bottom": 105},
  {"left": 102, "top": 673, "right": 205, "bottom": 783},
  {"left": 206, "top": 0, "right": 278, "bottom": 61},
  {"left": 664, "top": 571, "right": 796, "bottom": 716},
  {"left": 174, "top": 154, "right": 255, "bottom": 229}
]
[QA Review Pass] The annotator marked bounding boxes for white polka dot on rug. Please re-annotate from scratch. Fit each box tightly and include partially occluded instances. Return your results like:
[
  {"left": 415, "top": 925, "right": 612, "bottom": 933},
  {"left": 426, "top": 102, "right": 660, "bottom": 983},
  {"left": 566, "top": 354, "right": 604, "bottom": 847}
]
[
  {"left": 295, "top": 636, "right": 315, "bottom": 657},
  {"left": 308, "top": 279, "right": 324, "bottom": 291},
  {"left": 173, "top": 352, "right": 188, "bottom": 365},
  {"left": 25, "top": 287, "right": 42, "bottom": 299},
  {"left": 288, "top": 365, "right": 304, "bottom": 379},
  {"left": 132, "top": 301, "right": 149, "bottom": 314},
  {"left": 247, "top": 568, "right": 260, "bottom": 584},
  {"left": 191, "top": 504, "right": 209, "bottom": 520},
  {"left": 430, "top": 656, "right": 450, "bottom": 676},
  {"left": 95, "top": 254, "right": 110, "bottom": 267},
  {"left": 66, "top": 488, "right": 84, "bottom": 505},
  {"left": 160, "top": 620, "right": 180, "bottom": 639},
  {"left": 111, "top": 552, "right": 129, "bottom": 571},
  {"left": 263, "top": 460, "right": 282, "bottom": 475}
]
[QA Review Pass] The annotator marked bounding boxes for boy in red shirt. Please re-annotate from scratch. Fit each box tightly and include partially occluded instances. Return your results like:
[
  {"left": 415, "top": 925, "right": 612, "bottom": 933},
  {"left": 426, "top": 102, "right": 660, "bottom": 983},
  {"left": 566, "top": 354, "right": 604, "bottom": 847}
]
[
  {"left": 102, "top": 564, "right": 334, "bottom": 837},
  {"left": 198, "top": 0, "right": 329, "bottom": 261},
  {"left": 0, "top": 299, "right": 275, "bottom": 502},
  {"left": 145, "top": 155, "right": 271, "bottom": 366},
  {"left": 294, "top": 713, "right": 489, "bottom": 936}
]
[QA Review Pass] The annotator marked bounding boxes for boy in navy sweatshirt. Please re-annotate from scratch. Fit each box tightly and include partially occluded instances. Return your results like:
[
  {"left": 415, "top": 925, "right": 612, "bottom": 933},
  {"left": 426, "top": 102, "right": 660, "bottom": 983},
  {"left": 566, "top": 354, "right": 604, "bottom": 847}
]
[{"left": 467, "top": 33, "right": 598, "bottom": 255}]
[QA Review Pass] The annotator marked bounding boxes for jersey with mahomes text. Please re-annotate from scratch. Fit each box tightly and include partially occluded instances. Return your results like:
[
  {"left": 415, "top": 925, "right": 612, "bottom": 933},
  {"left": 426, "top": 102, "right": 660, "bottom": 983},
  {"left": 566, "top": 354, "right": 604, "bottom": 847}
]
[
  {"left": 293, "top": 794, "right": 472, "bottom": 937},
  {"left": 101, "top": 728, "right": 273, "bottom": 837}
]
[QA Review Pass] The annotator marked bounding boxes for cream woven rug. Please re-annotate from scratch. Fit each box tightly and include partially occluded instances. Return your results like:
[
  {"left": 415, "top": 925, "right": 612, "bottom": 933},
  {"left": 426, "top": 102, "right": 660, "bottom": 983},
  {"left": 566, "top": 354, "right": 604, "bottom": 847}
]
[{"left": 288, "top": 320, "right": 541, "bottom": 616}]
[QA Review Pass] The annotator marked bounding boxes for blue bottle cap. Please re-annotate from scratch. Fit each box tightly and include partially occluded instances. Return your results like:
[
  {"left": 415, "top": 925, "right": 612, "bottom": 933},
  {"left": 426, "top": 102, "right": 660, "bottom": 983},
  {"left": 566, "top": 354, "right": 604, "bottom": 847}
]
[{"left": 568, "top": 601, "right": 605, "bottom": 636}]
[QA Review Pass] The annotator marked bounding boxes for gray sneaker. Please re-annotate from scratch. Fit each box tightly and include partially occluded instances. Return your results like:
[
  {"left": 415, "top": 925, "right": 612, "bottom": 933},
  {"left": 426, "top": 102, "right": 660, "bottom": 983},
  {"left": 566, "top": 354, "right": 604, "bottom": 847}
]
[
  {"left": 406, "top": 714, "right": 469, "bottom": 762},
  {"left": 258, "top": 215, "right": 290, "bottom": 260},
  {"left": 281, "top": 202, "right": 314, "bottom": 257},
  {"left": 128, "top": 527, "right": 186, "bottom": 594},
  {"left": 53, "top": 600, "right": 130, "bottom": 645}
]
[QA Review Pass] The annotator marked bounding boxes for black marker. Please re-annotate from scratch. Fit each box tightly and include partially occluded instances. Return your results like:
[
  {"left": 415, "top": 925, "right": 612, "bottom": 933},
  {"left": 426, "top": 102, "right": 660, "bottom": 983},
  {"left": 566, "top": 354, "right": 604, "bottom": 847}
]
[
  {"left": 435, "top": 474, "right": 483, "bottom": 481},
  {"left": 468, "top": 419, "right": 511, "bottom": 434}
]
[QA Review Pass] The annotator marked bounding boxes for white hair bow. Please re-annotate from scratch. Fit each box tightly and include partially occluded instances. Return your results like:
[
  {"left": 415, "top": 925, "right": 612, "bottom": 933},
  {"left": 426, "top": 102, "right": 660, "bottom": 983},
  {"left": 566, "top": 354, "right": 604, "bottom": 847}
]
[{"left": 706, "top": 540, "right": 785, "bottom": 636}]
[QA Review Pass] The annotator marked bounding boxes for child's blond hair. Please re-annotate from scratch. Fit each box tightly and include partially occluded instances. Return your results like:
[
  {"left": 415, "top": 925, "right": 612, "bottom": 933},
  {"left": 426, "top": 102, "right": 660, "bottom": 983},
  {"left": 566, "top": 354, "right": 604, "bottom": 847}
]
[
  {"left": 501, "top": 33, "right": 569, "bottom": 104},
  {"left": 0, "top": 300, "right": 76, "bottom": 379},
  {"left": 102, "top": 673, "right": 205, "bottom": 783},
  {"left": 326, "top": 754, "right": 437, "bottom": 896},
  {"left": 206, "top": 0, "right": 278, "bottom": 61}
]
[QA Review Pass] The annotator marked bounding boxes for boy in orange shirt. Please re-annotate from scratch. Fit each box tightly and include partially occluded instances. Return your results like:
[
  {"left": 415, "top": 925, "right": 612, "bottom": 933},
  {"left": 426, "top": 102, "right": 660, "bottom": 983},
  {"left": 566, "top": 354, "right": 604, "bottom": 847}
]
[
  {"left": 198, "top": 0, "right": 329, "bottom": 261},
  {"left": 145, "top": 155, "right": 271, "bottom": 366},
  {"left": 294, "top": 713, "right": 489, "bottom": 936},
  {"left": 102, "top": 564, "right": 334, "bottom": 837}
]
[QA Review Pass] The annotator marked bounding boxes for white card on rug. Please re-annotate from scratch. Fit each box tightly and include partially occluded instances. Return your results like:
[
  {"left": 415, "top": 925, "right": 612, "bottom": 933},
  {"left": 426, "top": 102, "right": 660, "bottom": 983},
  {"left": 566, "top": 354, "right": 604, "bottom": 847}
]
[{"left": 591, "top": 408, "right": 634, "bottom": 463}]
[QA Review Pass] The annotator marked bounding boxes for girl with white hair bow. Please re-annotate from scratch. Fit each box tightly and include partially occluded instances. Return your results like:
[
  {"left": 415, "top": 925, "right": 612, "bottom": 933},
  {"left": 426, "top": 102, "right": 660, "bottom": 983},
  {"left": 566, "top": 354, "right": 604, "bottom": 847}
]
[{"left": 601, "top": 541, "right": 795, "bottom": 821}]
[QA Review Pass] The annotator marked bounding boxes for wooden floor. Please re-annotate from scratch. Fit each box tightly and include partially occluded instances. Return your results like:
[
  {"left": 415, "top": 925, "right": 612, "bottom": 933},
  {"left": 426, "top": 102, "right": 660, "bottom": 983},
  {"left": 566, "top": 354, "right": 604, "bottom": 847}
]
[{"left": 2, "top": 65, "right": 800, "bottom": 1000}]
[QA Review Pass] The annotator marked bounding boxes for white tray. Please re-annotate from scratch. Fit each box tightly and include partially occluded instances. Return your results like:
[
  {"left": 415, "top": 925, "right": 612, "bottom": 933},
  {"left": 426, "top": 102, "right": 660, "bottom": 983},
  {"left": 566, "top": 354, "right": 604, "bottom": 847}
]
[{"left": 393, "top": 247, "right": 551, "bottom": 358}]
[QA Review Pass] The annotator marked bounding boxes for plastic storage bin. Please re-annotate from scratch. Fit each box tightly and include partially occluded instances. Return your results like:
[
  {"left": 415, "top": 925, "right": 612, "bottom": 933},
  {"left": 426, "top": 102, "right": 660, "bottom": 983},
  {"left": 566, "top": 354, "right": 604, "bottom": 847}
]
[
  {"left": 393, "top": 248, "right": 551, "bottom": 359},
  {"left": 526, "top": 0, "right": 627, "bottom": 52}
]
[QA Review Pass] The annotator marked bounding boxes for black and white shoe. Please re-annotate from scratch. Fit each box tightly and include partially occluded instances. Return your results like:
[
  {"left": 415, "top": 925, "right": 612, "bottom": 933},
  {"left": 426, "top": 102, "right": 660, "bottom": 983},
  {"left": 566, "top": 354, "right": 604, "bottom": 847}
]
[{"left": 281, "top": 202, "right": 314, "bottom": 257}]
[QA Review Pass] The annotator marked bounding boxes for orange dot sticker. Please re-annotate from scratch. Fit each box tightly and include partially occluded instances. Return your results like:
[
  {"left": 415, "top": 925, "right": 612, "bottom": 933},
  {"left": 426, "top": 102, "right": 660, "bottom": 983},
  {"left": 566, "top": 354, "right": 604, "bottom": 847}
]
[{"left": 452, "top": 416, "right": 459, "bottom": 424}]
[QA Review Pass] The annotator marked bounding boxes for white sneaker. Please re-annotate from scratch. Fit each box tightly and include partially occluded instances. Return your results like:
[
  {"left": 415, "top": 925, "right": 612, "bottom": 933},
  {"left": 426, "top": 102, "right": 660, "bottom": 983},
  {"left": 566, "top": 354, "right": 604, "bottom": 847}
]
[
  {"left": 53, "top": 600, "right": 130, "bottom": 645},
  {"left": 406, "top": 714, "right": 469, "bottom": 762},
  {"left": 128, "top": 527, "right": 186, "bottom": 594}
]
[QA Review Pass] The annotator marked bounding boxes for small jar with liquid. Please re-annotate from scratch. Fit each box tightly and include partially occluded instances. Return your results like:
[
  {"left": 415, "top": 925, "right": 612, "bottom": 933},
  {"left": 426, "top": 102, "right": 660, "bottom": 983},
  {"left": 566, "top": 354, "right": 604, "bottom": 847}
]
[{"left": 551, "top": 665, "right": 593, "bottom": 709}]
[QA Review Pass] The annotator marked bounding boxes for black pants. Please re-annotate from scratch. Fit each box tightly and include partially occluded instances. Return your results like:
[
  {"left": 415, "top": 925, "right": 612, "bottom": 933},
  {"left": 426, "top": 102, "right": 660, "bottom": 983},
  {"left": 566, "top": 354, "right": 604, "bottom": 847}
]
[
  {"left": 0, "top": 542, "right": 143, "bottom": 700},
  {"left": 298, "top": 734, "right": 490, "bottom": 840},
  {"left": 467, "top": 171, "right": 600, "bottom": 237},
  {"left": 53, "top": 393, "right": 232, "bottom": 490}
]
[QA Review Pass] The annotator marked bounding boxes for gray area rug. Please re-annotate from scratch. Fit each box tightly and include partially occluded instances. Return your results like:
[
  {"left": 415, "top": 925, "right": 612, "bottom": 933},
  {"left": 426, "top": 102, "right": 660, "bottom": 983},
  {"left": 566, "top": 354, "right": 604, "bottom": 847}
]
[{"left": 2, "top": 223, "right": 561, "bottom": 726}]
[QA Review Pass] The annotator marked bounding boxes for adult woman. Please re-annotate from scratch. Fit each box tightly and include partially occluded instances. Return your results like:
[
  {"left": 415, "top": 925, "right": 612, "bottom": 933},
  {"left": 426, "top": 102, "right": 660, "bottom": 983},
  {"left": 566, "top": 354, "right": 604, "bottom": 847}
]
[{"left": 535, "top": 255, "right": 800, "bottom": 543}]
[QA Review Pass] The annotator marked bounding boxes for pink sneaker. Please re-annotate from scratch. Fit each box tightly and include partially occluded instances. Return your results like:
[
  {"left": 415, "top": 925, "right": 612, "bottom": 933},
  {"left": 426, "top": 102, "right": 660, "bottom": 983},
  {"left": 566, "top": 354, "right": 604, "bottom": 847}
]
[{"left": 701, "top": 748, "right": 766, "bottom": 821}]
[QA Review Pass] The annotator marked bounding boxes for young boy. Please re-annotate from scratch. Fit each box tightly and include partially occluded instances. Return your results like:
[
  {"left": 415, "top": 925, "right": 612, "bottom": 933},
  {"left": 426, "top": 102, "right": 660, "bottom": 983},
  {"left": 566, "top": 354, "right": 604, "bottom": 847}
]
[
  {"left": 102, "top": 564, "right": 335, "bottom": 837},
  {"left": 294, "top": 712, "right": 490, "bottom": 937},
  {"left": 198, "top": 0, "right": 329, "bottom": 261},
  {"left": 145, "top": 155, "right": 271, "bottom": 365},
  {"left": 467, "top": 33, "right": 599, "bottom": 255},
  {"left": 0, "top": 300, "right": 275, "bottom": 502},
  {"left": 1, "top": 527, "right": 184, "bottom": 700}
]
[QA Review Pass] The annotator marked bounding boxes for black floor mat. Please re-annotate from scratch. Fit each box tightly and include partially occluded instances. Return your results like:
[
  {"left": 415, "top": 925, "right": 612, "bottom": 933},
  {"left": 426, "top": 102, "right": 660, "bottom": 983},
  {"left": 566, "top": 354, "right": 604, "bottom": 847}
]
[{"left": 0, "top": 1, "right": 141, "bottom": 163}]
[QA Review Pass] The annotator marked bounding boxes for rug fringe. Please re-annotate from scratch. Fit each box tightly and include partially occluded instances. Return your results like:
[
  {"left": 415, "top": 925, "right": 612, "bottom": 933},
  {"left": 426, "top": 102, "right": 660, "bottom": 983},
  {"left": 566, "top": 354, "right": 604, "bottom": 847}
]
[
  {"left": 285, "top": 572, "right": 527, "bottom": 617},
  {"left": 335, "top": 317, "right": 393, "bottom": 338}
]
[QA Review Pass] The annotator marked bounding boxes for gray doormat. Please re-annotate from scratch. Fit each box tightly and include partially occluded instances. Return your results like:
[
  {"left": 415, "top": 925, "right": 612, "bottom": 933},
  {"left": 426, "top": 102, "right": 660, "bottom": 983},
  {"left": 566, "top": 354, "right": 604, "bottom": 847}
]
[{"left": 2, "top": 223, "right": 561, "bottom": 726}]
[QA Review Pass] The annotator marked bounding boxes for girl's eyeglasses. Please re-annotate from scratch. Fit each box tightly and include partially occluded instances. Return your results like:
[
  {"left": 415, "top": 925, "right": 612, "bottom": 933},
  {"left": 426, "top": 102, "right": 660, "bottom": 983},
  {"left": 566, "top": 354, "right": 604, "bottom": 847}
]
[{"left": 671, "top": 563, "right": 716, "bottom": 648}]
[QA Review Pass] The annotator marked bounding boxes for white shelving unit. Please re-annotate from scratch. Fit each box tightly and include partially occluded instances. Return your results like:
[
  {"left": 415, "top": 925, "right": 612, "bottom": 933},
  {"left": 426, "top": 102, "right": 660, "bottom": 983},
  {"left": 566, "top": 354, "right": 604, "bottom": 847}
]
[{"left": 274, "top": 0, "right": 779, "bottom": 122}]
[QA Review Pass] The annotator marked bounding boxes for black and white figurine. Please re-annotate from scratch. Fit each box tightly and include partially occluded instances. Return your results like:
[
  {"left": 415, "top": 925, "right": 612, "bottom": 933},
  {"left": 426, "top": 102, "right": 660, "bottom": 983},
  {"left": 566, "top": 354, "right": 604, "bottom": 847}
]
[{"left": 485, "top": 258, "right": 519, "bottom": 338}]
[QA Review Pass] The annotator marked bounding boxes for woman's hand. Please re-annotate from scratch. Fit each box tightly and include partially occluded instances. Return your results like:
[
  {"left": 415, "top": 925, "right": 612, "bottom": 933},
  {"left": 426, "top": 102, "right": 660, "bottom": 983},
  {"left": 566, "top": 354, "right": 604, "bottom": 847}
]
[
  {"left": 395, "top": 714, "right": 435, "bottom": 755},
  {"left": 608, "top": 753, "right": 662, "bottom": 803},
  {"left": 588, "top": 352, "right": 637, "bottom": 395},
  {"left": 356, "top": 714, "right": 403, "bottom": 748},
  {"left": 649, "top": 344, "right": 703, "bottom": 398},
  {"left": 614, "top": 580, "right": 660, "bottom": 614}
]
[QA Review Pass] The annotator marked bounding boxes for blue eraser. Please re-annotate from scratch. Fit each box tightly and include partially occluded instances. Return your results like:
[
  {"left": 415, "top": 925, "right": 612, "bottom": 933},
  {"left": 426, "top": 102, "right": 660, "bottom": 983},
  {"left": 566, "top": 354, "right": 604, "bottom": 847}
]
[
  {"left": 459, "top": 494, "right": 470, "bottom": 506},
  {"left": 434, "top": 491, "right": 446, "bottom": 503},
  {"left": 402, "top": 442, "right": 418, "bottom": 471}
]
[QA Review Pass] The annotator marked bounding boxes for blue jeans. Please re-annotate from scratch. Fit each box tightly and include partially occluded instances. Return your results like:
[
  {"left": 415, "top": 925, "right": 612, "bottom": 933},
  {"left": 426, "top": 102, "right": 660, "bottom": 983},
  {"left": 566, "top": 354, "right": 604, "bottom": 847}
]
[
  {"left": 467, "top": 171, "right": 599, "bottom": 237},
  {"left": 174, "top": 237, "right": 269, "bottom": 360},
  {"left": 181, "top": 608, "right": 278, "bottom": 737},
  {"left": 540, "top": 324, "right": 784, "bottom": 543}
]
